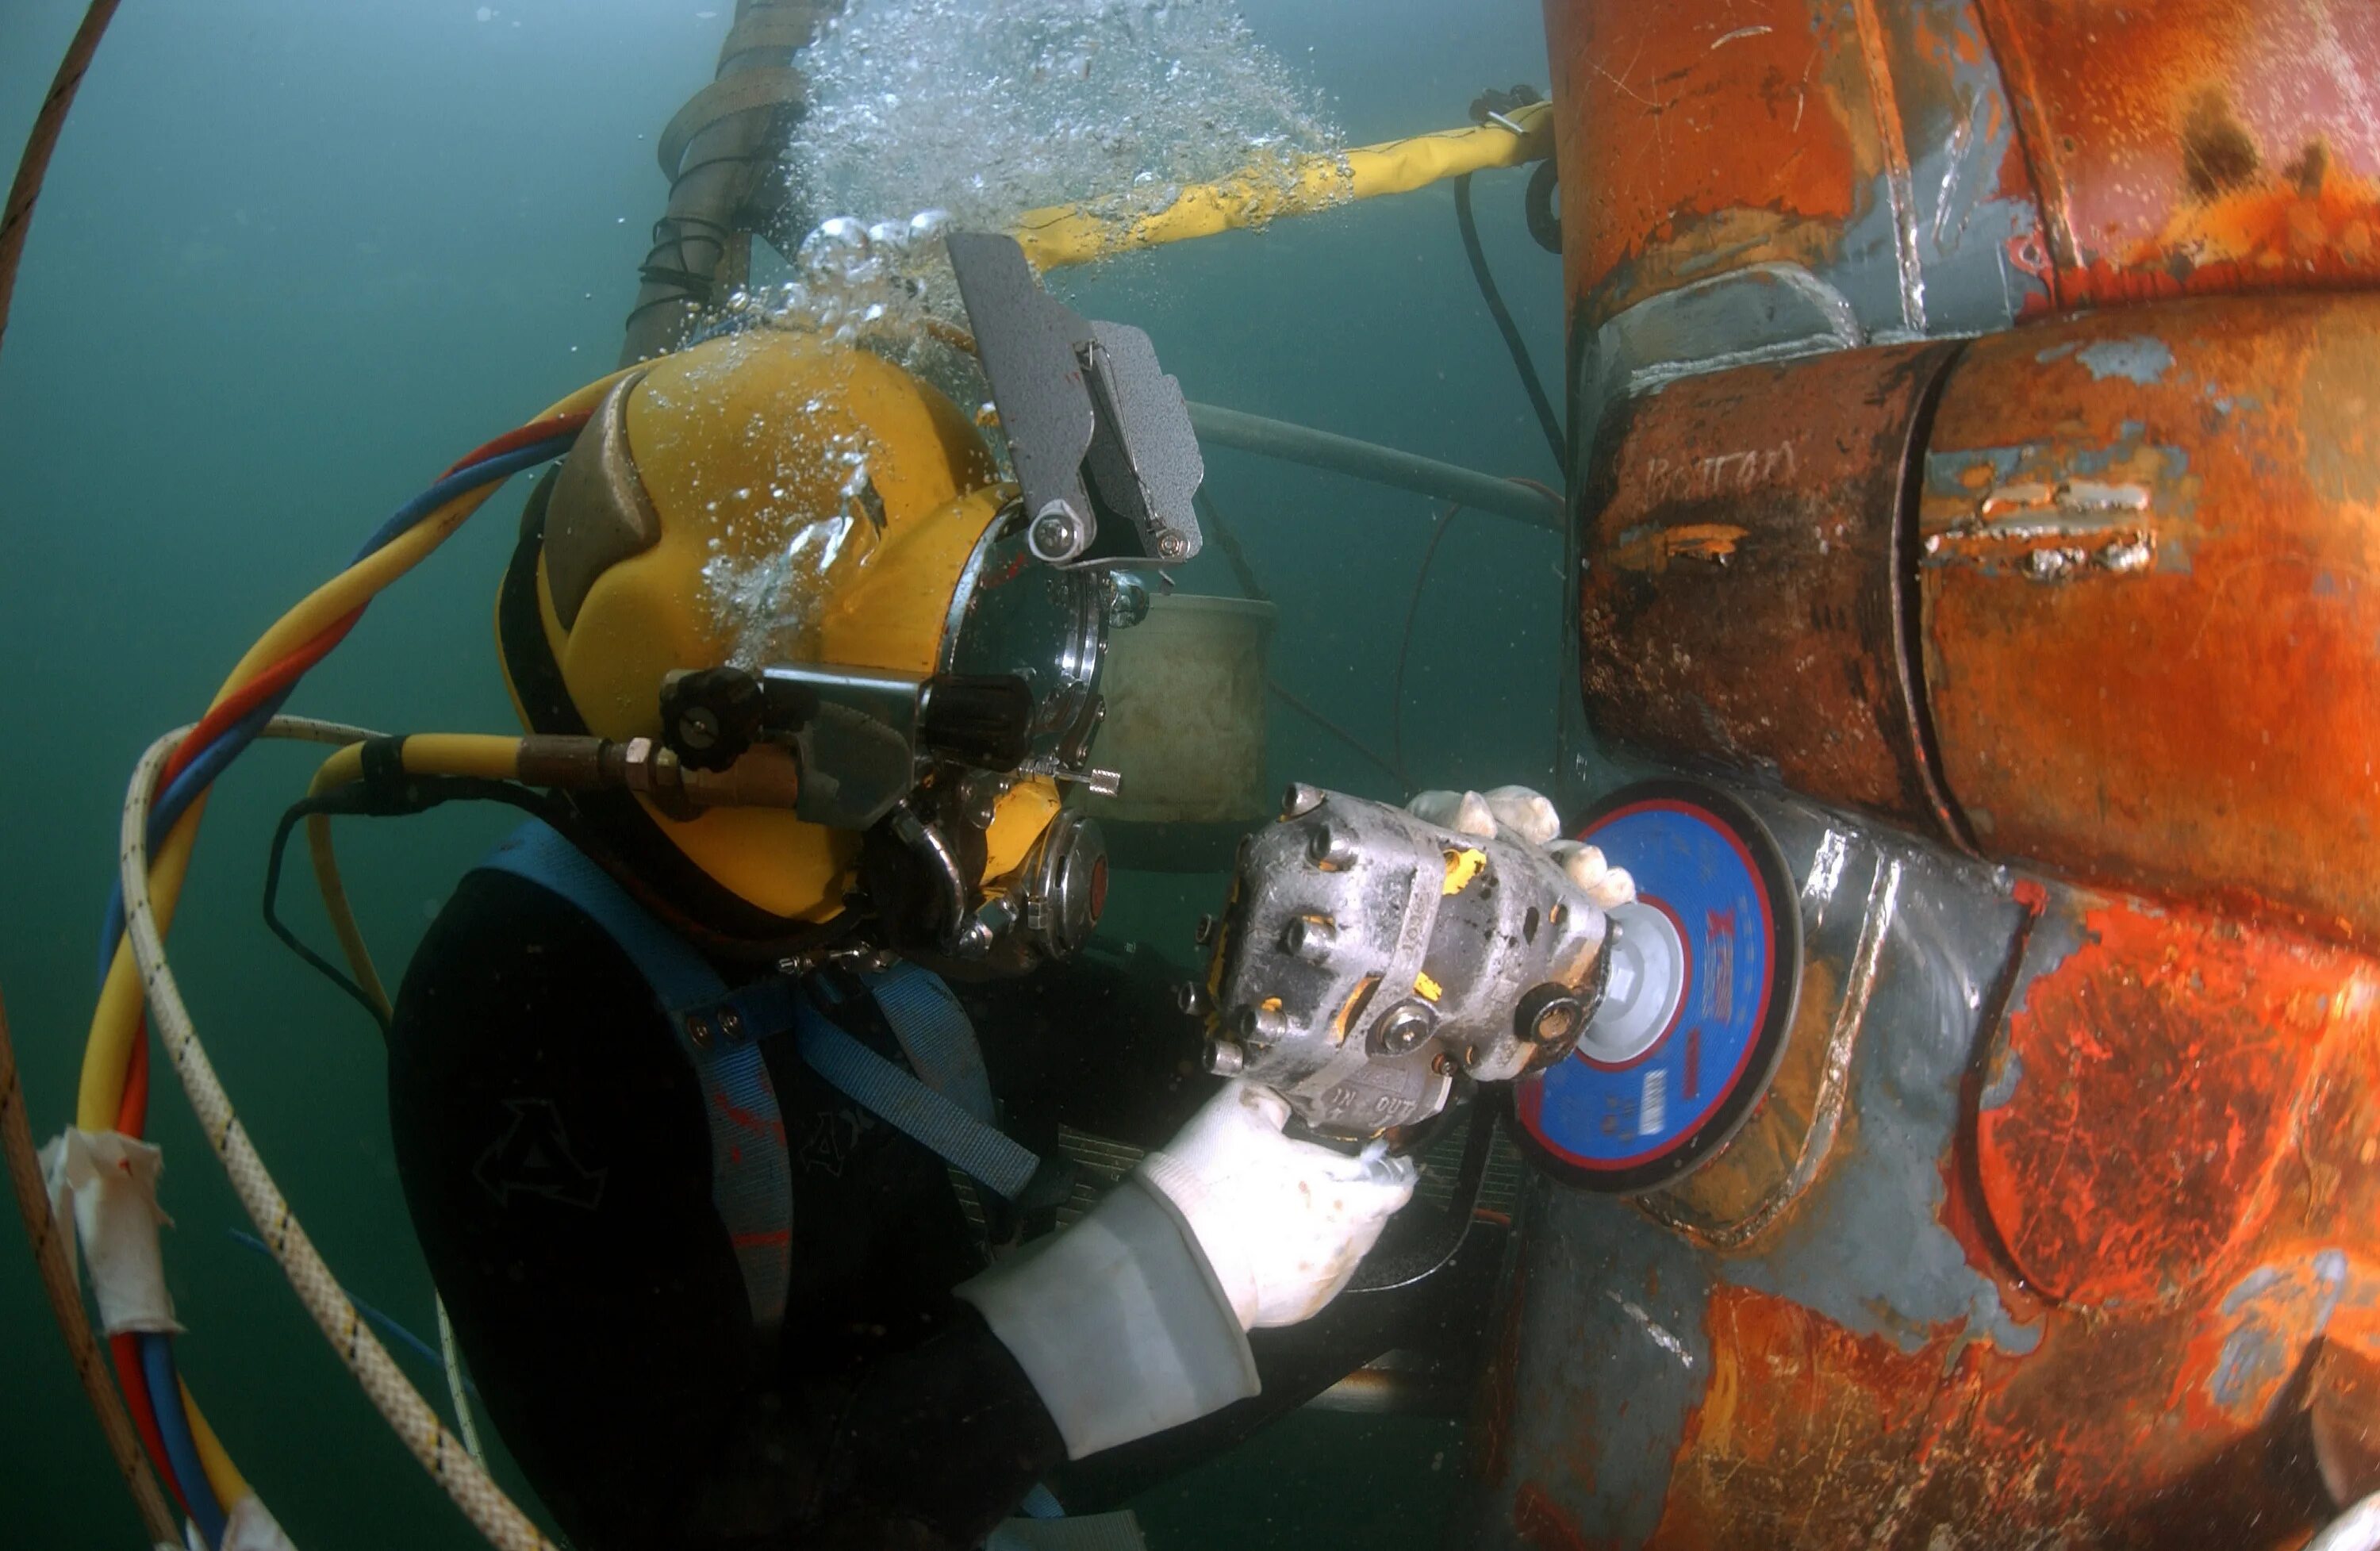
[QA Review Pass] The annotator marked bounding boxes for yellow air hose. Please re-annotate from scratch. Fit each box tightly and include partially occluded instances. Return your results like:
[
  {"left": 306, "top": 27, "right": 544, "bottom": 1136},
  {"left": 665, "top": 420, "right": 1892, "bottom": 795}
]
[
  {"left": 303, "top": 735, "right": 528, "bottom": 1015},
  {"left": 1011, "top": 99, "right": 1551, "bottom": 270}
]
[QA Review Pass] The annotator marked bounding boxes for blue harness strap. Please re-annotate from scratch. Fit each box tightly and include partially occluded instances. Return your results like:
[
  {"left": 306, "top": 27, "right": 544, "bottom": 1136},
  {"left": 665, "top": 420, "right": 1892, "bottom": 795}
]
[
  {"left": 791, "top": 992, "right": 1042, "bottom": 1201},
  {"left": 478, "top": 822, "right": 1052, "bottom": 1327},
  {"left": 697, "top": 966, "right": 1042, "bottom": 1200},
  {"left": 479, "top": 822, "right": 794, "bottom": 1331},
  {"left": 864, "top": 963, "right": 998, "bottom": 1122}
]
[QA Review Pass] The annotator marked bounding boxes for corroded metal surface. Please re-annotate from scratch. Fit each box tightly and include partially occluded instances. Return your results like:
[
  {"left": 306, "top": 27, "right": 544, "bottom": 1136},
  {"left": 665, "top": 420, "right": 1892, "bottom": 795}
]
[
  {"left": 1545, "top": 0, "right": 2048, "bottom": 361},
  {"left": 1530, "top": 4, "right": 2380, "bottom": 1545},
  {"left": 1577, "top": 342, "right": 1961, "bottom": 842},
  {"left": 1919, "top": 292, "right": 2380, "bottom": 949},
  {"left": 1972, "top": 893, "right": 2361, "bottom": 1310},
  {"left": 1979, "top": 0, "right": 2380, "bottom": 310},
  {"left": 1545, "top": 0, "right": 2380, "bottom": 363},
  {"left": 1462, "top": 796, "right": 2380, "bottom": 1548}
]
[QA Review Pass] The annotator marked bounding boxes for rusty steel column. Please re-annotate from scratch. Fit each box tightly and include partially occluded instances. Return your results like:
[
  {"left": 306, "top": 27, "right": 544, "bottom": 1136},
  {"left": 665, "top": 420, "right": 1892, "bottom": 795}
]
[
  {"left": 1490, "top": 1, "right": 2380, "bottom": 1547},
  {"left": 1975, "top": 0, "right": 2380, "bottom": 312},
  {"left": 1577, "top": 340, "right": 1966, "bottom": 843},
  {"left": 1918, "top": 292, "right": 2380, "bottom": 950}
]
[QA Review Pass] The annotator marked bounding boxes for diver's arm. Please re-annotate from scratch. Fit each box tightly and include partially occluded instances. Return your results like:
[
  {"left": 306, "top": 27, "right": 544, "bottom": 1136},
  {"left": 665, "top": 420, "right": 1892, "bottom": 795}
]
[
  {"left": 955, "top": 1077, "right": 1418, "bottom": 1459},
  {"left": 796, "top": 1308, "right": 1067, "bottom": 1546}
]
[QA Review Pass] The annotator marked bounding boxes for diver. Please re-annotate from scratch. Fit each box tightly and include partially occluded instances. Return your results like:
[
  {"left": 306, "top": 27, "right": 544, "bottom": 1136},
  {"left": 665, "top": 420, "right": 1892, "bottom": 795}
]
[{"left": 378, "top": 306, "right": 1614, "bottom": 1549}]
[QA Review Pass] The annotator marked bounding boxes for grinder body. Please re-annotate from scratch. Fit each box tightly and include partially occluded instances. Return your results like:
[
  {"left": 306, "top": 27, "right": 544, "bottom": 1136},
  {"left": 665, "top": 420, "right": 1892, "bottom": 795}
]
[{"left": 1207, "top": 787, "right": 1614, "bottom": 1141}]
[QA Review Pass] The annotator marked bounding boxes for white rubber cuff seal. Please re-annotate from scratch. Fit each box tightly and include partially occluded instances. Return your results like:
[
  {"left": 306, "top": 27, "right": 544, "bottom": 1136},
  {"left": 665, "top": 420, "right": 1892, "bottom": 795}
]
[{"left": 958, "top": 1176, "right": 1258, "bottom": 1458}]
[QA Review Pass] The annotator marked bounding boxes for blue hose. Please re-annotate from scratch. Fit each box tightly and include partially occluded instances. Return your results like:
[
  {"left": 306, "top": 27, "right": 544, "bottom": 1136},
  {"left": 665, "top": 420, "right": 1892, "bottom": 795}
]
[
  {"left": 102, "top": 433, "right": 575, "bottom": 1510},
  {"left": 224, "top": 1228, "right": 474, "bottom": 1394},
  {"left": 347, "top": 437, "right": 573, "bottom": 562},
  {"left": 140, "top": 1333, "right": 227, "bottom": 1547},
  {"left": 95, "top": 697, "right": 281, "bottom": 984}
]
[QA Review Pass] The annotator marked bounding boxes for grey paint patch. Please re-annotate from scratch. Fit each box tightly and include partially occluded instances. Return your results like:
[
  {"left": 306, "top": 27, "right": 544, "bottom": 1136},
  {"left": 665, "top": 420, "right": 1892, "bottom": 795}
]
[
  {"left": 2075, "top": 336, "right": 2177, "bottom": 385},
  {"left": 1605, "top": 262, "right": 1865, "bottom": 397},
  {"left": 2208, "top": 1250, "right": 2351, "bottom": 1411},
  {"left": 1979, "top": 1045, "right": 2022, "bottom": 1111},
  {"left": 1484, "top": 1181, "right": 1713, "bottom": 1548},
  {"left": 1713, "top": 835, "right": 2042, "bottom": 1356}
]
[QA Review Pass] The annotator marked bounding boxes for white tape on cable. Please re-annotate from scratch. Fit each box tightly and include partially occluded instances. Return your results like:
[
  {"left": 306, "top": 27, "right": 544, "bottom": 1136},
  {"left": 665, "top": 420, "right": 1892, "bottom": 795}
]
[
  {"left": 40, "top": 1127, "right": 183, "bottom": 1335},
  {"left": 221, "top": 1493, "right": 299, "bottom": 1551}
]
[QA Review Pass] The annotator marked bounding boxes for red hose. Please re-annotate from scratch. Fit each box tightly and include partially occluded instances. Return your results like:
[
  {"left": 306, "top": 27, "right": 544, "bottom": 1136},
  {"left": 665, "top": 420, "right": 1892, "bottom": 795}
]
[
  {"left": 159, "top": 607, "right": 363, "bottom": 788},
  {"left": 109, "top": 1333, "right": 186, "bottom": 1515},
  {"left": 441, "top": 411, "right": 590, "bottom": 478},
  {"left": 113, "top": 1026, "right": 148, "bottom": 1138},
  {"left": 109, "top": 413, "right": 592, "bottom": 1145},
  {"left": 151, "top": 410, "right": 588, "bottom": 794}
]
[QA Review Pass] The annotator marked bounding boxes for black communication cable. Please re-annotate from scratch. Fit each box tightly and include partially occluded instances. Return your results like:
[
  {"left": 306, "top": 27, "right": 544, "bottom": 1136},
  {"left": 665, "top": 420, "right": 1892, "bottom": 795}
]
[
  {"left": 262, "top": 775, "right": 572, "bottom": 1038},
  {"left": 1193, "top": 487, "right": 1406, "bottom": 788},
  {"left": 1391, "top": 503, "right": 1466, "bottom": 796},
  {"left": 1524, "top": 159, "right": 1563, "bottom": 255},
  {"left": 1453, "top": 172, "right": 1568, "bottom": 480}
]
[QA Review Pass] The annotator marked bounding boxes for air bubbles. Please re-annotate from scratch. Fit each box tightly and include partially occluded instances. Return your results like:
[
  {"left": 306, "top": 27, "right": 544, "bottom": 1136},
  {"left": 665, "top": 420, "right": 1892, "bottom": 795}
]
[
  {"left": 784, "top": 0, "right": 1335, "bottom": 240},
  {"left": 813, "top": 215, "right": 871, "bottom": 251}
]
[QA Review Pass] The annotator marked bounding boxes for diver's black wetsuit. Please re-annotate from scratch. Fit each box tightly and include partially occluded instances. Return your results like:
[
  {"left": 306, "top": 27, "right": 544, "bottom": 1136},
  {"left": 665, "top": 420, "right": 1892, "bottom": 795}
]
[
  {"left": 391, "top": 857, "right": 1506, "bottom": 1548},
  {"left": 389, "top": 865, "right": 1214, "bottom": 1549}
]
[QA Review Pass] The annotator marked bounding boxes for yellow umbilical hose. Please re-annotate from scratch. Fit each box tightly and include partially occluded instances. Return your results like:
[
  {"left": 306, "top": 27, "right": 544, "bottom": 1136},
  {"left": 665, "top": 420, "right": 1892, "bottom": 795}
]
[
  {"left": 75, "top": 372, "right": 629, "bottom": 1132},
  {"left": 302, "top": 732, "right": 528, "bottom": 1476},
  {"left": 180, "top": 1388, "right": 249, "bottom": 1518},
  {"left": 71, "top": 370, "right": 620, "bottom": 1541},
  {"left": 1011, "top": 100, "right": 1551, "bottom": 270}
]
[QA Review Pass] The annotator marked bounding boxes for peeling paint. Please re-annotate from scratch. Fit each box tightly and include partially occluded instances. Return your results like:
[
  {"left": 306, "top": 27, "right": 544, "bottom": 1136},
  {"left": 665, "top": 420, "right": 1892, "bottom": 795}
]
[
  {"left": 2206, "top": 1250, "right": 2354, "bottom": 1416},
  {"left": 2074, "top": 336, "right": 2177, "bottom": 384}
]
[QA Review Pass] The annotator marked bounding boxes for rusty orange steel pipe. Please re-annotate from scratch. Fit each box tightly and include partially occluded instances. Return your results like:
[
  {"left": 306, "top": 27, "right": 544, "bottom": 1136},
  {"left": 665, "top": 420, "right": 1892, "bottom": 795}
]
[{"left": 1472, "top": 3, "right": 2380, "bottom": 1547}]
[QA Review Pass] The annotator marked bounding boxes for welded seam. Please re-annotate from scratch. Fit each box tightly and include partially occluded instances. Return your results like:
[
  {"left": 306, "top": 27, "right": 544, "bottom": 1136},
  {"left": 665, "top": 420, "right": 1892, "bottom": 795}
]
[
  {"left": 1849, "top": 0, "right": 1928, "bottom": 336},
  {"left": 1967, "top": 0, "right": 2076, "bottom": 290},
  {"left": 1948, "top": 884, "right": 2052, "bottom": 1307},
  {"left": 1644, "top": 858, "right": 1902, "bottom": 1250},
  {"left": 1894, "top": 340, "right": 1982, "bottom": 854}
]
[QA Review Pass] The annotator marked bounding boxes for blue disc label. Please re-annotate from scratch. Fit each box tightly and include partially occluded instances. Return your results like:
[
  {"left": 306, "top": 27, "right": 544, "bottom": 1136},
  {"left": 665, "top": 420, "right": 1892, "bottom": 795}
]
[{"left": 1518, "top": 797, "right": 1783, "bottom": 1177}]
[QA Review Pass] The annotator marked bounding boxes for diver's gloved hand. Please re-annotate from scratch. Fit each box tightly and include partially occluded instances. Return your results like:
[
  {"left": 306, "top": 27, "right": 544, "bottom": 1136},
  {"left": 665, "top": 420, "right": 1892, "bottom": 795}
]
[
  {"left": 954, "top": 1078, "right": 1417, "bottom": 1459},
  {"left": 1407, "top": 785, "right": 1637, "bottom": 909},
  {"left": 1137, "top": 1078, "right": 1419, "bottom": 1328}
]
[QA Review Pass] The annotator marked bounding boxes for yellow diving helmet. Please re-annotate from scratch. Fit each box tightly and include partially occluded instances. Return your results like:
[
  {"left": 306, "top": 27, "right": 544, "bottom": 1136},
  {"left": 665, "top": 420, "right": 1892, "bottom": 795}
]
[
  {"left": 497, "top": 233, "right": 1203, "bottom": 966},
  {"left": 495, "top": 324, "right": 1114, "bottom": 965}
]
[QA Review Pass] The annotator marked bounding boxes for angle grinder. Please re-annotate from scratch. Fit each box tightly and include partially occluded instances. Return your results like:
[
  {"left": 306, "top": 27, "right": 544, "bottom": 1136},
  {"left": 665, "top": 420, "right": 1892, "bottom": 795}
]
[{"left": 1201, "top": 780, "right": 1798, "bottom": 1194}]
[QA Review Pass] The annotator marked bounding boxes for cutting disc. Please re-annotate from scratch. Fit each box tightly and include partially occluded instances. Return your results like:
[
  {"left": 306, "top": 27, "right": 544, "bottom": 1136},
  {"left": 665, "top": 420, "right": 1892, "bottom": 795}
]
[{"left": 1514, "top": 779, "right": 1800, "bottom": 1194}]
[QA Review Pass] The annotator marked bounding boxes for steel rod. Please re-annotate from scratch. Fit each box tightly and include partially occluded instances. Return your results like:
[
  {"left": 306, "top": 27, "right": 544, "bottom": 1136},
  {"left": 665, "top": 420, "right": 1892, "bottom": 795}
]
[{"left": 1186, "top": 401, "right": 1563, "bottom": 530}]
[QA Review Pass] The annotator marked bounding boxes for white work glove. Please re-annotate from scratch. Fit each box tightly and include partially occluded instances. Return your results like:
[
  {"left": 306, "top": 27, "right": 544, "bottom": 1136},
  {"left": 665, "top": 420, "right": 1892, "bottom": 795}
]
[
  {"left": 1136, "top": 1079, "right": 1420, "bottom": 1329},
  {"left": 955, "top": 1079, "right": 1418, "bottom": 1457},
  {"left": 1407, "top": 784, "right": 1637, "bottom": 909}
]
